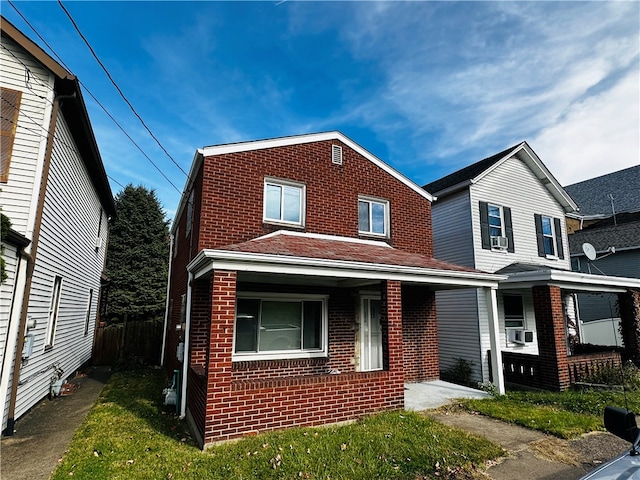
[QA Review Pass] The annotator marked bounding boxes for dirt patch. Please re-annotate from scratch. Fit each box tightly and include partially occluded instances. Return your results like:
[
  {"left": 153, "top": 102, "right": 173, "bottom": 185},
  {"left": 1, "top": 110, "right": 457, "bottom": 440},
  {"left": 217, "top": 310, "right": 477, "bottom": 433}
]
[{"left": 529, "top": 437, "right": 580, "bottom": 466}]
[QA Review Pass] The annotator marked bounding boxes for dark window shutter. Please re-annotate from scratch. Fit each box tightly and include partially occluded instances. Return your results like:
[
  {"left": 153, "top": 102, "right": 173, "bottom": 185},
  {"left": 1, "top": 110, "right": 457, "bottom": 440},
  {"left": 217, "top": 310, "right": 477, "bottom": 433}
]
[
  {"left": 534, "top": 214, "right": 545, "bottom": 257},
  {"left": 1, "top": 87, "right": 22, "bottom": 183},
  {"left": 554, "top": 217, "right": 564, "bottom": 259},
  {"left": 479, "top": 201, "right": 490, "bottom": 250},
  {"left": 503, "top": 206, "right": 515, "bottom": 253}
]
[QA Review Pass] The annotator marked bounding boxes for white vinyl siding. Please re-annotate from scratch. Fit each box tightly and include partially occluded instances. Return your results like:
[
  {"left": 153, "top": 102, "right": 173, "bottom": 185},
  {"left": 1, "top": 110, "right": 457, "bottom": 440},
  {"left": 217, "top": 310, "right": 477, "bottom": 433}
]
[
  {"left": 431, "top": 190, "right": 474, "bottom": 267},
  {"left": 13, "top": 114, "right": 107, "bottom": 421},
  {"left": 0, "top": 35, "right": 55, "bottom": 237},
  {"left": 470, "top": 156, "right": 570, "bottom": 273}
]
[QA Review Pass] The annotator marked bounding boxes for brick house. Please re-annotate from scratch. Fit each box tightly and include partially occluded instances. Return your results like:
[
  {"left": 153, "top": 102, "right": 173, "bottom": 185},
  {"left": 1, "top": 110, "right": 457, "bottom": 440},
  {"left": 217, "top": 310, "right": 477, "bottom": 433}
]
[{"left": 162, "top": 132, "right": 503, "bottom": 447}]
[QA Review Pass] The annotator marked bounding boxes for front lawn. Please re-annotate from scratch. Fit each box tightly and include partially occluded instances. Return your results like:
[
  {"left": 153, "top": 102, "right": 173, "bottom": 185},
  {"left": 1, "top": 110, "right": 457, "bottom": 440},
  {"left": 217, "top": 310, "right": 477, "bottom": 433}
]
[
  {"left": 52, "top": 368, "right": 503, "bottom": 480},
  {"left": 458, "top": 388, "right": 640, "bottom": 439}
]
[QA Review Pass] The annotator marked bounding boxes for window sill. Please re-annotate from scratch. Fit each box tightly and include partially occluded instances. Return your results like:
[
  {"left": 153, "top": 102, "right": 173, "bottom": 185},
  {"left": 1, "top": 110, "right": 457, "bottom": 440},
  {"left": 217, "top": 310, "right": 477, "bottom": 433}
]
[
  {"left": 490, "top": 248, "right": 508, "bottom": 254},
  {"left": 232, "top": 351, "right": 327, "bottom": 362},
  {"left": 263, "top": 220, "right": 305, "bottom": 229},
  {"left": 545, "top": 255, "right": 559, "bottom": 260}
]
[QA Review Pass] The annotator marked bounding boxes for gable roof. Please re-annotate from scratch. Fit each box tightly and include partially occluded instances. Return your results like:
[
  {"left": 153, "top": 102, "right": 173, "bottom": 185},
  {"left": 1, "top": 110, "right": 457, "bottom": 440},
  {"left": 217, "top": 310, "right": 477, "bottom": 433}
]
[
  {"left": 564, "top": 165, "right": 640, "bottom": 217},
  {"left": 187, "top": 230, "right": 504, "bottom": 288},
  {"left": 423, "top": 141, "right": 577, "bottom": 213},
  {"left": 1, "top": 16, "right": 116, "bottom": 217},
  {"left": 173, "top": 131, "right": 431, "bottom": 231}
]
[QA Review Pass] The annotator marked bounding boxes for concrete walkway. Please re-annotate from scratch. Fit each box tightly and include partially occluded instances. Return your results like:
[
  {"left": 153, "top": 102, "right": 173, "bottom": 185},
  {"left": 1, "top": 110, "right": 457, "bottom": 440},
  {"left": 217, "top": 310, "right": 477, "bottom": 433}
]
[
  {"left": 405, "top": 379, "right": 491, "bottom": 410},
  {"left": 0, "top": 366, "right": 111, "bottom": 480}
]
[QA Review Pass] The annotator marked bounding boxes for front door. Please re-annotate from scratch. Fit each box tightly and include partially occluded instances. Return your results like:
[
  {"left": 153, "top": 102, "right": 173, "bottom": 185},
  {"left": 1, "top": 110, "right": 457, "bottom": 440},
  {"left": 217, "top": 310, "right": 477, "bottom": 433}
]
[{"left": 360, "top": 297, "right": 383, "bottom": 371}]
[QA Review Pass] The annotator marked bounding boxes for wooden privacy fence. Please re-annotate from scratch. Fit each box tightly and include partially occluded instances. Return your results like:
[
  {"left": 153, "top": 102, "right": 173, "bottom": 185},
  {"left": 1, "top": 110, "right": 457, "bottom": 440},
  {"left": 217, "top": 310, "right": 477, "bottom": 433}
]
[{"left": 93, "top": 319, "right": 164, "bottom": 366}]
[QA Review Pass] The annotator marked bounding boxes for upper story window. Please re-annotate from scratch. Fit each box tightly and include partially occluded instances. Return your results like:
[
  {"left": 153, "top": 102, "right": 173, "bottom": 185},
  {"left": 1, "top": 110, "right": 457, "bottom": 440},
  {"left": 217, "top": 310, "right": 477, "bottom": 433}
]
[
  {"left": 186, "top": 189, "right": 195, "bottom": 236},
  {"left": 1, "top": 87, "right": 22, "bottom": 183},
  {"left": 479, "top": 201, "right": 514, "bottom": 252},
  {"left": 358, "top": 197, "right": 389, "bottom": 237},
  {"left": 234, "top": 293, "right": 327, "bottom": 361},
  {"left": 534, "top": 214, "right": 564, "bottom": 259},
  {"left": 264, "top": 178, "right": 305, "bottom": 227}
]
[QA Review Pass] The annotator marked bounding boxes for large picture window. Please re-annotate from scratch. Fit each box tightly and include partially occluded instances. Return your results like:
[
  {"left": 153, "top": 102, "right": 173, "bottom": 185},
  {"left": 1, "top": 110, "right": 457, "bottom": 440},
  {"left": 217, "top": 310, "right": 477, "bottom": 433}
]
[
  {"left": 264, "top": 178, "right": 305, "bottom": 226},
  {"left": 234, "top": 294, "right": 327, "bottom": 360}
]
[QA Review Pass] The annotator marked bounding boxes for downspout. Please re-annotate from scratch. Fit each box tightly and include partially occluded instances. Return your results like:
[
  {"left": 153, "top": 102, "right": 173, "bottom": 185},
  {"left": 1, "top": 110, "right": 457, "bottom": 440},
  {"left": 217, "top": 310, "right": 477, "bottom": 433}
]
[
  {"left": 5, "top": 93, "right": 72, "bottom": 435},
  {"left": 179, "top": 271, "right": 193, "bottom": 419},
  {"left": 160, "top": 234, "right": 174, "bottom": 366}
]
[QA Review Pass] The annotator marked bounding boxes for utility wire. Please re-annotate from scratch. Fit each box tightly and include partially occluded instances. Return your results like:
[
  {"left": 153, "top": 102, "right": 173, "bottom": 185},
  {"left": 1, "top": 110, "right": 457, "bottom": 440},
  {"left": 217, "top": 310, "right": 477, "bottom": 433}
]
[
  {"left": 57, "top": 0, "right": 189, "bottom": 178},
  {"left": 7, "top": 0, "right": 182, "bottom": 194}
]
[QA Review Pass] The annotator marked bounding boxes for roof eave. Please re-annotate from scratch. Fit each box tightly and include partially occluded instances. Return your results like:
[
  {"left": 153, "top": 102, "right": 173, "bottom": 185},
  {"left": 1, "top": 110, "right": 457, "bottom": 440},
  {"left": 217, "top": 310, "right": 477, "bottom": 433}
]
[
  {"left": 187, "top": 248, "right": 505, "bottom": 289},
  {"left": 500, "top": 269, "right": 640, "bottom": 293}
]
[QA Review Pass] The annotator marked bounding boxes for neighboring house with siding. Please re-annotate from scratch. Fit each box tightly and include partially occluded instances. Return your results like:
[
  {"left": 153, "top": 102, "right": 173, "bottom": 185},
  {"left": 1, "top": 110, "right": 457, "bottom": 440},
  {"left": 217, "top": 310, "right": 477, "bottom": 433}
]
[
  {"left": 162, "top": 131, "right": 504, "bottom": 447},
  {"left": 424, "top": 142, "right": 640, "bottom": 391},
  {"left": 565, "top": 166, "right": 640, "bottom": 345},
  {"left": 0, "top": 17, "right": 116, "bottom": 435}
]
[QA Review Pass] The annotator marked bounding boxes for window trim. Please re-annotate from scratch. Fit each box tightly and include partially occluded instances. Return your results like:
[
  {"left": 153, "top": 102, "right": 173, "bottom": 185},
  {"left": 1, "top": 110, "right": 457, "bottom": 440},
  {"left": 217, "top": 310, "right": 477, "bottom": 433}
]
[
  {"left": 263, "top": 177, "right": 306, "bottom": 227},
  {"left": 84, "top": 288, "right": 93, "bottom": 336},
  {"left": 45, "top": 276, "right": 63, "bottom": 348},
  {"left": 534, "top": 214, "right": 564, "bottom": 260},
  {"left": 358, "top": 196, "right": 390, "bottom": 237},
  {"left": 479, "top": 201, "right": 514, "bottom": 253},
  {"left": 232, "top": 292, "right": 328, "bottom": 361}
]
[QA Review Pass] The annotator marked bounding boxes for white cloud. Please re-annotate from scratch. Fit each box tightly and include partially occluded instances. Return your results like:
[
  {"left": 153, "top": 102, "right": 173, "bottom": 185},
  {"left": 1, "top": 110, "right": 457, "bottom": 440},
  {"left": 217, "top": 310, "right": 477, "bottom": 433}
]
[{"left": 532, "top": 69, "right": 639, "bottom": 186}]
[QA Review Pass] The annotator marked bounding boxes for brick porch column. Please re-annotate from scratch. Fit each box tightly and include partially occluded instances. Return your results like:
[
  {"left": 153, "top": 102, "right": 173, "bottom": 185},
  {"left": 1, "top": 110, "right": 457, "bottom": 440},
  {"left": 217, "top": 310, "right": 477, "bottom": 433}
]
[
  {"left": 619, "top": 289, "right": 640, "bottom": 366},
  {"left": 203, "top": 270, "right": 237, "bottom": 445},
  {"left": 384, "top": 280, "right": 405, "bottom": 397},
  {"left": 533, "top": 285, "right": 570, "bottom": 391}
]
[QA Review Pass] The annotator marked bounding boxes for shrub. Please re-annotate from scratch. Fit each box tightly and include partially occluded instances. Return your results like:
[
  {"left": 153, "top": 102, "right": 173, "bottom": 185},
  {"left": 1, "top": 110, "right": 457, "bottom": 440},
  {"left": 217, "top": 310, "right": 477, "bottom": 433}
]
[{"left": 441, "top": 357, "right": 474, "bottom": 387}]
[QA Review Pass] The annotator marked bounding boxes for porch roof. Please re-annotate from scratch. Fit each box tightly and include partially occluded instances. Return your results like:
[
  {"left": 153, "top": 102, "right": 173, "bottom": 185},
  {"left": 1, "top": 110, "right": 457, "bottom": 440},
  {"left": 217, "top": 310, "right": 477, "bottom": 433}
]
[
  {"left": 497, "top": 262, "right": 640, "bottom": 293},
  {"left": 188, "top": 231, "right": 505, "bottom": 289}
]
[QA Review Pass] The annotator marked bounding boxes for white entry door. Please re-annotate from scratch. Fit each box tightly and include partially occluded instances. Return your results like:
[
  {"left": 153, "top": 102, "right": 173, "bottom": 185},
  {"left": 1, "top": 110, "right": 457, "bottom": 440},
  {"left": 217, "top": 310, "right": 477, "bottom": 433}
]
[{"left": 360, "top": 297, "right": 383, "bottom": 371}]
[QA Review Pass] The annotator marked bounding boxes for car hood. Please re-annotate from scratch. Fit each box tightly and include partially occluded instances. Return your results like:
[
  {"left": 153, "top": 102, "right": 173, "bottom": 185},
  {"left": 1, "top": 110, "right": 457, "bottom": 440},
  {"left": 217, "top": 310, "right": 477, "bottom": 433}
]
[{"left": 580, "top": 450, "right": 640, "bottom": 480}]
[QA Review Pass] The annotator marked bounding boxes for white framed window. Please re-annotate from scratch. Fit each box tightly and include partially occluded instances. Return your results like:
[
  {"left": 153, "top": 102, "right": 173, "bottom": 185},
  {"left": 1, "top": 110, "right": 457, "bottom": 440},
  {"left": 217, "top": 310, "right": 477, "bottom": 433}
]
[
  {"left": 45, "top": 276, "right": 63, "bottom": 348},
  {"left": 263, "top": 178, "right": 305, "bottom": 226},
  {"left": 84, "top": 289, "right": 93, "bottom": 336},
  {"left": 488, "top": 204, "right": 503, "bottom": 238},
  {"left": 503, "top": 293, "right": 525, "bottom": 329},
  {"left": 541, "top": 215, "right": 557, "bottom": 257},
  {"left": 233, "top": 293, "right": 327, "bottom": 361},
  {"left": 358, "top": 197, "right": 389, "bottom": 237}
]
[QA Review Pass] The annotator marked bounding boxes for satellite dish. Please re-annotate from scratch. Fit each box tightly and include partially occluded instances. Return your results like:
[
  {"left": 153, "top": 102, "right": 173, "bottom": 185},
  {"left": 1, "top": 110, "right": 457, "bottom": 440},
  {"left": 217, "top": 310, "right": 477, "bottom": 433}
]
[{"left": 582, "top": 242, "right": 597, "bottom": 261}]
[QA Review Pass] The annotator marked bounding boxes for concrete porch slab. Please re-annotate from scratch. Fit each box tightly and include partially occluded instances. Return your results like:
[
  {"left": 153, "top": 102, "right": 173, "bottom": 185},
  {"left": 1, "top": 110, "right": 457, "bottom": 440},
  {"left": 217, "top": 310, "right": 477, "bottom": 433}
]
[{"left": 404, "top": 380, "right": 491, "bottom": 411}]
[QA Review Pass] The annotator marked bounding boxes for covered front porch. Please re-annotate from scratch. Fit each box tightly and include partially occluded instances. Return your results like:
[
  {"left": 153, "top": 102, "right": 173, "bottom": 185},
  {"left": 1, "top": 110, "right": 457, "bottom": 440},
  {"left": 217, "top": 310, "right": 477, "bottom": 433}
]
[{"left": 495, "top": 266, "right": 640, "bottom": 391}]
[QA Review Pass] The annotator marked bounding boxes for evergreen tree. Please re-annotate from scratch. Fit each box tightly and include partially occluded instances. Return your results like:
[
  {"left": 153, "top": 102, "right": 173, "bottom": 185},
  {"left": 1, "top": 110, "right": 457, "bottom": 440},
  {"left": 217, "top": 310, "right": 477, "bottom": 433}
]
[{"left": 106, "top": 185, "right": 170, "bottom": 322}]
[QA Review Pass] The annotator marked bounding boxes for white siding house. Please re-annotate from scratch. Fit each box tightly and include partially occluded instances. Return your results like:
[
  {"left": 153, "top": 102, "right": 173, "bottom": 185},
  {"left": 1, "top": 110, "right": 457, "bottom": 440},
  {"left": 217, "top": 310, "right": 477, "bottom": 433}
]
[
  {"left": 425, "top": 142, "right": 640, "bottom": 391},
  {"left": 0, "top": 17, "right": 116, "bottom": 434}
]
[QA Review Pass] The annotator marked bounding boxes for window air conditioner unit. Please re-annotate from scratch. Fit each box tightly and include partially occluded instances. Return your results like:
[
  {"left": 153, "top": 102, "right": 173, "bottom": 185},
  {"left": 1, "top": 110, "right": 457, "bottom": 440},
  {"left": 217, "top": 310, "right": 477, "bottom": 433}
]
[
  {"left": 524, "top": 331, "right": 534, "bottom": 343},
  {"left": 507, "top": 329, "right": 526, "bottom": 345},
  {"left": 491, "top": 236, "right": 508, "bottom": 250}
]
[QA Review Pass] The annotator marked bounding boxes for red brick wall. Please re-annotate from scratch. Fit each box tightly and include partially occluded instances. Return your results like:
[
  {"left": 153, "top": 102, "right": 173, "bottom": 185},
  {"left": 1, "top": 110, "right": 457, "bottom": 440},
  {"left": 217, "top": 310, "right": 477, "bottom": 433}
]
[
  {"left": 533, "top": 286, "right": 570, "bottom": 391},
  {"left": 402, "top": 286, "right": 438, "bottom": 382},
  {"left": 198, "top": 139, "right": 432, "bottom": 255},
  {"left": 196, "top": 278, "right": 406, "bottom": 445}
]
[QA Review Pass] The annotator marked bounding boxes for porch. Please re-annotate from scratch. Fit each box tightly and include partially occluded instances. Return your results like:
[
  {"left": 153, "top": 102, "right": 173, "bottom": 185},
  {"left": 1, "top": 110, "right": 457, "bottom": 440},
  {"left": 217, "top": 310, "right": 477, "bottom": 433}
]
[{"left": 405, "top": 380, "right": 491, "bottom": 411}]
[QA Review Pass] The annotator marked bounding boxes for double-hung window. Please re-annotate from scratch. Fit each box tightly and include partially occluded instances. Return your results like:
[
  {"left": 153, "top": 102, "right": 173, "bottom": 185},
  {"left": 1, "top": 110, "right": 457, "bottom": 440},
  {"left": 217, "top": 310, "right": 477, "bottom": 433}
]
[
  {"left": 358, "top": 197, "right": 389, "bottom": 237},
  {"left": 534, "top": 214, "right": 564, "bottom": 259},
  {"left": 234, "top": 293, "right": 327, "bottom": 360},
  {"left": 503, "top": 294, "right": 525, "bottom": 329},
  {"left": 479, "top": 201, "right": 514, "bottom": 252},
  {"left": 264, "top": 178, "right": 305, "bottom": 226}
]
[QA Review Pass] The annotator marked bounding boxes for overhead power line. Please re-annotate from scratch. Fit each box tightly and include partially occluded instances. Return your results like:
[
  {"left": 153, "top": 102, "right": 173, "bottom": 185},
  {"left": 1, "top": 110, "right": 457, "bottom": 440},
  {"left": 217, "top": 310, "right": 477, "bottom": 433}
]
[
  {"left": 7, "top": 0, "right": 183, "bottom": 194},
  {"left": 57, "top": 0, "right": 189, "bottom": 178}
]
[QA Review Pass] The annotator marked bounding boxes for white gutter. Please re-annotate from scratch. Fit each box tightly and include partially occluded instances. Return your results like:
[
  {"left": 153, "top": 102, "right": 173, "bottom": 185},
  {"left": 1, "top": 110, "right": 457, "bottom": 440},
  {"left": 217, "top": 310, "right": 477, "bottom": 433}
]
[
  {"left": 179, "top": 271, "right": 193, "bottom": 420},
  {"left": 160, "top": 234, "right": 174, "bottom": 366},
  {"left": 187, "top": 249, "right": 505, "bottom": 289},
  {"left": 500, "top": 270, "right": 640, "bottom": 293}
]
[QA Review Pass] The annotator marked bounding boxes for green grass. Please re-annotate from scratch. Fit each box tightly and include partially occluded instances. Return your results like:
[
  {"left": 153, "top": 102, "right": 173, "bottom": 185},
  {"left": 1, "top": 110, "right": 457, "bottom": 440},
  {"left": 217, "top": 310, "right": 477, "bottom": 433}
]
[
  {"left": 52, "top": 368, "right": 503, "bottom": 480},
  {"left": 458, "top": 388, "right": 640, "bottom": 439}
]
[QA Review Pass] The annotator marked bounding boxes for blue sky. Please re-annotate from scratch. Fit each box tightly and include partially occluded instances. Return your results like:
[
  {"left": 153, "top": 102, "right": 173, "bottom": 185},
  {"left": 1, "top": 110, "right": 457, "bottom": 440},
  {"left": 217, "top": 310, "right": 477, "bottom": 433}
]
[{"left": 4, "top": 1, "right": 639, "bottom": 219}]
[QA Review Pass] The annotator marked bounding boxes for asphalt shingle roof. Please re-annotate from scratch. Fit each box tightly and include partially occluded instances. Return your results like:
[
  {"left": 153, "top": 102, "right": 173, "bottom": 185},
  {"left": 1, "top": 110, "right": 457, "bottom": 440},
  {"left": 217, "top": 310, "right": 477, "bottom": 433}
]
[
  {"left": 569, "top": 219, "right": 640, "bottom": 254},
  {"left": 423, "top": 143, "right": 522, "bottom": 194},
  {"left": 218, "top": 233, "right": 480, "bottom": 273},
  {"left": 564, "top": 165, "right": 640, "bottom": 217}
]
